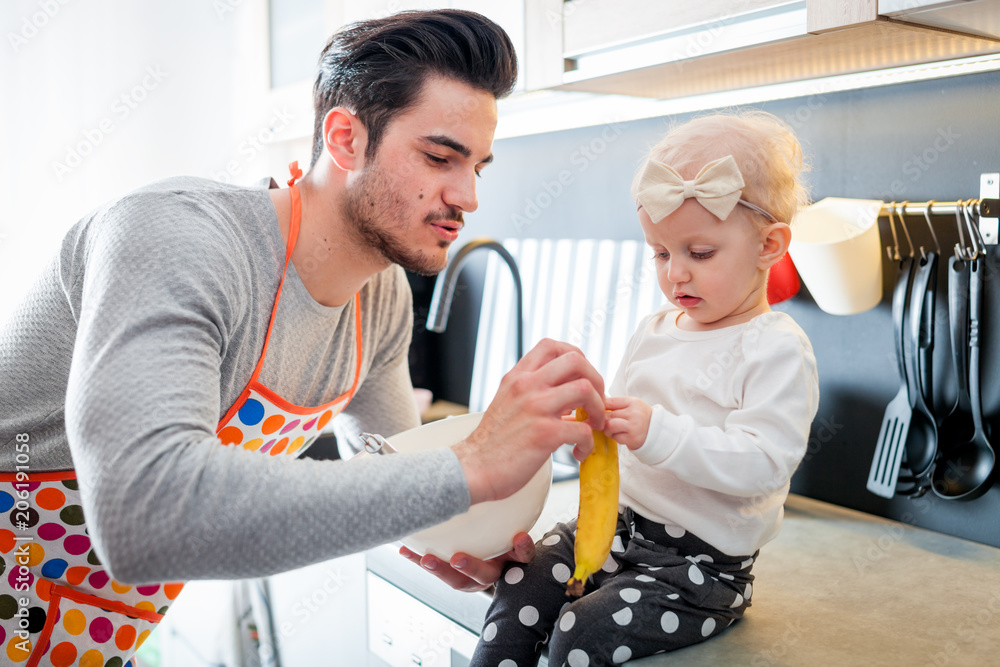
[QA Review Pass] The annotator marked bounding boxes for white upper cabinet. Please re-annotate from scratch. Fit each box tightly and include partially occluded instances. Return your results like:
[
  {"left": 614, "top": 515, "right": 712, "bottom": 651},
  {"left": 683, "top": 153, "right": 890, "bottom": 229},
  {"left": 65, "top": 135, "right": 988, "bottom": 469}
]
[
  {"left": 879, "top": 0, "right": 1000, "bottom": 40},
  {"left": 523, "top": 0, "right": 1000, "bottom": 98}
]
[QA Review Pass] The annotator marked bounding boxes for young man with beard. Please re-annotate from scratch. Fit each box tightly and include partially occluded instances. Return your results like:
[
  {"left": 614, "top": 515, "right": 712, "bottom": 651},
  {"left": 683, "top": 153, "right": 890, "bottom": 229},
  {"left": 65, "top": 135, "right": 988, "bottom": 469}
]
[{"left": 0, "top": 10, "right": 603, "bottom": 663}]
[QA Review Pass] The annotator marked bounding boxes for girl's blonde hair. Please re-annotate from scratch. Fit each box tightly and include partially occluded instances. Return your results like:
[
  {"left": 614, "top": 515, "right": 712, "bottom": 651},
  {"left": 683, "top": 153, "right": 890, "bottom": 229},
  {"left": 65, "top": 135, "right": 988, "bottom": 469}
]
[{"left": 630, "top": 109, "right": 810, "bottom": 226}]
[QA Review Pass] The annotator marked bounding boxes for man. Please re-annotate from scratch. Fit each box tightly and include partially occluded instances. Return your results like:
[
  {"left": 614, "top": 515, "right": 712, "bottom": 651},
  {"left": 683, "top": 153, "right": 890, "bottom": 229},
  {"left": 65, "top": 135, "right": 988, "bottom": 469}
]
[{"left": 0, "top": 10, "right": 604, "bottom": 664}]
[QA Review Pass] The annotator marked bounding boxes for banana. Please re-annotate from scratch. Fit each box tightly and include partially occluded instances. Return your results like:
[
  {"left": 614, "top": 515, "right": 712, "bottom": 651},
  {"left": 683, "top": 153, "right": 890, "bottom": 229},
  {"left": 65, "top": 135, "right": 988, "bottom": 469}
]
[{"left": 566, "top": 407, "right": 620, "bottom": 597}]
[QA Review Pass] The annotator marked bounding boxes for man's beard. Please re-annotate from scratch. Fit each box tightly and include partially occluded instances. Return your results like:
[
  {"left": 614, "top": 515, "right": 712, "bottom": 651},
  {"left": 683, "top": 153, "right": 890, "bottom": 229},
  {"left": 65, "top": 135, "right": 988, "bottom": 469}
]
[{"left": 342, "top": 161, "right": 462, "bottom": 276}]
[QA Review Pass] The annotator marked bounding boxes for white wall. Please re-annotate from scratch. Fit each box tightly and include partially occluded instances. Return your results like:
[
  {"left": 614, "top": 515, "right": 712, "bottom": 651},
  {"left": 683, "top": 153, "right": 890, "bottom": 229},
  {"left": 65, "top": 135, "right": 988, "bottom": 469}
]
[
  {"left": 0, "top": 0, "right": 525, "bottom": 322},
  {"left": 0, "top": 0, "right": 316, "bottom": 321}
]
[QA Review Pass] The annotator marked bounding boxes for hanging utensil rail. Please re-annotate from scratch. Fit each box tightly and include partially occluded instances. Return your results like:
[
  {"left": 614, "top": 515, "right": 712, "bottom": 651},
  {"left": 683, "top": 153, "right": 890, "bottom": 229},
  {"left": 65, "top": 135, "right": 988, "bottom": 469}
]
[{"left": 877, "top": 198, "right": 997, "bottom": 221}]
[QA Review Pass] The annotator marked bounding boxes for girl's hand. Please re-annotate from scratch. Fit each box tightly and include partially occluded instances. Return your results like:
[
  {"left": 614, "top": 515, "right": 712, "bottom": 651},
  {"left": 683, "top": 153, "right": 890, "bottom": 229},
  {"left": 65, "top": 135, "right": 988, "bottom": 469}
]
[{"left": 603, "top": 396, "right": 652, "bottom": 450}]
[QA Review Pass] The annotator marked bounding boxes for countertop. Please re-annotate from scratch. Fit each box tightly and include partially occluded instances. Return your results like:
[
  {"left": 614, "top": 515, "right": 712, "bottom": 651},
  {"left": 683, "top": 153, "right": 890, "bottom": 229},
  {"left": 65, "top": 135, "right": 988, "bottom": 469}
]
[{"left": 367, "top": 481, "right": 1000, "bottom": 666}]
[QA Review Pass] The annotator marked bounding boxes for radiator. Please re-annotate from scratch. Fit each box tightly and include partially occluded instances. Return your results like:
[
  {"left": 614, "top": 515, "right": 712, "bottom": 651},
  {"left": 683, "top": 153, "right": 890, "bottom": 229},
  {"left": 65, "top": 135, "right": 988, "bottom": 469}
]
[{"left": 468, "top": 238, "right": 667, "bottom": 412}]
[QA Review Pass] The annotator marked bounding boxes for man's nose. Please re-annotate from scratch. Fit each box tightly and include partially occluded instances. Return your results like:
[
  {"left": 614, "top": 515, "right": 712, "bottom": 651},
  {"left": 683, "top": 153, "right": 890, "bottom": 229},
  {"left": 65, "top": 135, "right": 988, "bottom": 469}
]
[{"left": 443, "top": 170, "right": 478, "bottom": 213}]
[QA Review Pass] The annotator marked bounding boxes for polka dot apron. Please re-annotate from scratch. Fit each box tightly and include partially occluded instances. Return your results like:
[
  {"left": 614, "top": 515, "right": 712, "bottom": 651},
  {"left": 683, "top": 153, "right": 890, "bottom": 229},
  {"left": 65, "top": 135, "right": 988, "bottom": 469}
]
[{"left": 0, "top": 163, "right": 362, "bottom": 666}]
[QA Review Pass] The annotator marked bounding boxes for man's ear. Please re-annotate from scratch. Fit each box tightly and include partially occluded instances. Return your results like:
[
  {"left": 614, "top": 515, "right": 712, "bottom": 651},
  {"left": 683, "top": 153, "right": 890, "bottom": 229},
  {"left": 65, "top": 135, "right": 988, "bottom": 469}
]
[
  {"left": 323, "top": 107, "right": 367, "bottom": 171},
  {"left": 759, "top": 222, "right": 792, "bottom": 270}
]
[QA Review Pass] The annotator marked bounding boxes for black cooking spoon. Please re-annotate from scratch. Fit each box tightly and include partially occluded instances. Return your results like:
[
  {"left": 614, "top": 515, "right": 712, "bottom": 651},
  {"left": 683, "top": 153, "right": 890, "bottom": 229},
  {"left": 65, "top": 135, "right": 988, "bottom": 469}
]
[{"left": 932, "top": 256, "right": 996, "bottom": 500}]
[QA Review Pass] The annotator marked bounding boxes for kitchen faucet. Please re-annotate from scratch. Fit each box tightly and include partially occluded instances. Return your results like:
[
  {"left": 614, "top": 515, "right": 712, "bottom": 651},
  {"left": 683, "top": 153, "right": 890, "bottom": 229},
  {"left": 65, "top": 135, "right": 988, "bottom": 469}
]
[
  {"left": 427, "top": 238, "right": 524, "bottom": 361},
  {"left": 427, "top": 239, "right": 579, "bottom": 481}
]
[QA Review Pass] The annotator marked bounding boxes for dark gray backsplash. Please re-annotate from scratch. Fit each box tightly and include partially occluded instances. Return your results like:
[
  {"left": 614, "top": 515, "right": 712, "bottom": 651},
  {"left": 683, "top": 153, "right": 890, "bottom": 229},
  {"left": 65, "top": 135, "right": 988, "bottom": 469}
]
[{"left": 414, "top": 69, "right": 1000, "bottom": 547}]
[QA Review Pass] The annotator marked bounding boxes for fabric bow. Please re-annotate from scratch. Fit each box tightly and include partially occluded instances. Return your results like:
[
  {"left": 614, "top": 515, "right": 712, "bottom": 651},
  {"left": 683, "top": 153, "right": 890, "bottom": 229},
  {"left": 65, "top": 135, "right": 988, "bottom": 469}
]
[{"left": 637, "top": 155, "right": 746, "bottom": 223}]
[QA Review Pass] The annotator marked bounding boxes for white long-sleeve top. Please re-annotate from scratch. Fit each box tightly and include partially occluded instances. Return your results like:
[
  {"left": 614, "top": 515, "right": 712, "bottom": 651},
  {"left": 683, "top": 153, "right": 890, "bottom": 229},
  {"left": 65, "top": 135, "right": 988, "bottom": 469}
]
[{"left": 611, "top": 308, "right": 820, "bottom": 556}]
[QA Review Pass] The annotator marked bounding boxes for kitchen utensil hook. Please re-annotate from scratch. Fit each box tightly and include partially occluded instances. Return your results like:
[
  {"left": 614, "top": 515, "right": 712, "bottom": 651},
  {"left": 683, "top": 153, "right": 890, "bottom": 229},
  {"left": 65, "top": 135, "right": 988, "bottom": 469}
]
[
  {"left": 896, "top": 202, "right": 915, "bottom": 259},
  {"left": 963, "top": 199, "right": 987, "bottom": 261},
  {"left": 919, "top": 200, "right": 942, "bottom": 257},
  {"left": 954, "top": 199, "right": 976, "bottom": 262},
  {"left": 885, "top": 202, "right": 900, "bottom": 262},
  {"left": 885, "top": 202, "right": 913, "bottom": 261},
  {"left": 899, "top": 202, "right": 926, "bottom": 262}
]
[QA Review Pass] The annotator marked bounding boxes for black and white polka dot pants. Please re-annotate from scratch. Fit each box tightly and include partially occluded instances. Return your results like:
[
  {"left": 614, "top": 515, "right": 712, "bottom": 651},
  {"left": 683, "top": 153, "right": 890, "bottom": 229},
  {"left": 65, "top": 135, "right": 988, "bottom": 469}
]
[{"left": 470, "top": 508, "right": 756, "bottom": 667}]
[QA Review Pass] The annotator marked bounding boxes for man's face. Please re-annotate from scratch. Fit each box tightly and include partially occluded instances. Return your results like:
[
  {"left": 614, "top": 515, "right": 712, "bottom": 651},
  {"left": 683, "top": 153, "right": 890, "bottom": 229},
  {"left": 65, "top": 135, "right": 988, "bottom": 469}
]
[{"left": 342, "top": 75, "right": 498, "bottom": 275}]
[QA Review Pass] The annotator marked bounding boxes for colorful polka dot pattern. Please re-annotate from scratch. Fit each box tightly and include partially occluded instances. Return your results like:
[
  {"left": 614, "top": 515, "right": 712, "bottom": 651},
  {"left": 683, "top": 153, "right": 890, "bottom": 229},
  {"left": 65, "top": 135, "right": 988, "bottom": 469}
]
[
  {"left": 217, "top": 389, "right": 346, "bottom": 459},
  {"left": 22, "top": 598, "right": 155, "bottom": 667},
  {"left": 0, "top": 479, "right": 180, "bottom": 666},
  {"left": 0, "top": 377, "right": 352, "bottom": 665}
]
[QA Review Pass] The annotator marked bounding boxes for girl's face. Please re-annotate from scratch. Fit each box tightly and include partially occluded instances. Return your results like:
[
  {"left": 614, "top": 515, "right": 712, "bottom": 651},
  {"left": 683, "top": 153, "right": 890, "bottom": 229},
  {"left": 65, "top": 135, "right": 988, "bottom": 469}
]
[{"left": 639, "top": 199, "right": 771, "bottom": 331}]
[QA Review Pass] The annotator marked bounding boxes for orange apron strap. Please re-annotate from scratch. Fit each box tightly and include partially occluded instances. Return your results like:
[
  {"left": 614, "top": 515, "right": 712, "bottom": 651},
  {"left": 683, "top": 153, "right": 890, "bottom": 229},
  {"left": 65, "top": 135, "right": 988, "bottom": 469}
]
[
  {"left": 44, "top": 579, "right": 165, "bottom": 624},
  {"left": 247, "top": 164, "right": 303, "bottom": 388},
  {"left": 349, "top": 294, "right": 363, "bottom": 396},
  {"left": 25, "top": 586, "right": 60, "bottom": 667},
  {"left": 286, "top": 160, "right": 303, "bottom": 187}
]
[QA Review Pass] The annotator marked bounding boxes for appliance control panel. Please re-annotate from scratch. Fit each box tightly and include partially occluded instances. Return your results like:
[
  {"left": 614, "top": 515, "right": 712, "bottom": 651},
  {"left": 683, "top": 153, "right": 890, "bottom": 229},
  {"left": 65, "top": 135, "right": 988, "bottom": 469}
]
[{"left": 367, "top": 572, "right": 478, "bottom": 667}]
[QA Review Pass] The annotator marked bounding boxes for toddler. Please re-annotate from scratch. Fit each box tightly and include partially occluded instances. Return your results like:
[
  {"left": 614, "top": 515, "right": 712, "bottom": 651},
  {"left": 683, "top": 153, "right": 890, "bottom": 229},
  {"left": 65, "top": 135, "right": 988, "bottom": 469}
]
[{"left": 470, "top": 110, "right": 820, "bottom": 666}]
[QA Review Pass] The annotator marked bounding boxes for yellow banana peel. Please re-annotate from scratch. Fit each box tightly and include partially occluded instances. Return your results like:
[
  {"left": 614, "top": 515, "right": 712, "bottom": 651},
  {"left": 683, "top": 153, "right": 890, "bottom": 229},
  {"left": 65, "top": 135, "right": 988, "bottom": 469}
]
[{"left": 566, "top": 407, "right": 619, "bottom": 597}]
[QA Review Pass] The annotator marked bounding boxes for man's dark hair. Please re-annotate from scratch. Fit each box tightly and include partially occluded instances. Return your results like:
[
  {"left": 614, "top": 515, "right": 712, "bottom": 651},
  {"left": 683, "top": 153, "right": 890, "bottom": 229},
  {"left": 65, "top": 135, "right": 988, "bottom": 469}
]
[{"left": 310, "top": 9, "right": 518, "bottom": 167}]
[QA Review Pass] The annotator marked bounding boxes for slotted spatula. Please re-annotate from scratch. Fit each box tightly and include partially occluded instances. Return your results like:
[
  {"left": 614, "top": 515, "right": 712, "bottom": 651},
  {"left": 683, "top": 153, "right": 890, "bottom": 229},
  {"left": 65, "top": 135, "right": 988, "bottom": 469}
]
[{"left": 867, "top": 254, "right": 915, "bottom": 497}]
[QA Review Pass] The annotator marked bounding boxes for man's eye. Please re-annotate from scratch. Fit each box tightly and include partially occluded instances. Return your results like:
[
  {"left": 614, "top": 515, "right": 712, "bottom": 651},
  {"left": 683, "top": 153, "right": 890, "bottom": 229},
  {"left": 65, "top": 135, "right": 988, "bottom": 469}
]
[{"left": 426, "top": 154, "right": 447, "bottom": 165}]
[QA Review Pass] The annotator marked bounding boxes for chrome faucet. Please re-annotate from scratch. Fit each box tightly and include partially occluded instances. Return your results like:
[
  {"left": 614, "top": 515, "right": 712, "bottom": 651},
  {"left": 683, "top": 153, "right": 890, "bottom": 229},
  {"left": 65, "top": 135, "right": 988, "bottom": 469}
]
[
  {"left": 427, "top": 239, "right": 524, "bottom": 361},
  {"left": 428, "top": 238, "right": 579, "bottom": 481}
]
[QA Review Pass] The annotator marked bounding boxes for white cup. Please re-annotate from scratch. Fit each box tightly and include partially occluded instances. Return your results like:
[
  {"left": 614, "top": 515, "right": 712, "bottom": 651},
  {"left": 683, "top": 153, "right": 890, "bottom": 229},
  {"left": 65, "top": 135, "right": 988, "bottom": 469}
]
[{"left": 789, "top": 197, "right": 885, "bottom": 315}]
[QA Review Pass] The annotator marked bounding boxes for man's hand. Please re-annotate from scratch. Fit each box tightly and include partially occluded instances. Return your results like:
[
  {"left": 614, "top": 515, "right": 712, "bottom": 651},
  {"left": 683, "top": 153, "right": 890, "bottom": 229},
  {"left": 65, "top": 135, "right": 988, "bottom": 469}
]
[
  {"left": 452, "top": 338, "right": 605, "bottom": 505},
  {"left": 399, "top": 532, "right": 536, "bottom": 592}
]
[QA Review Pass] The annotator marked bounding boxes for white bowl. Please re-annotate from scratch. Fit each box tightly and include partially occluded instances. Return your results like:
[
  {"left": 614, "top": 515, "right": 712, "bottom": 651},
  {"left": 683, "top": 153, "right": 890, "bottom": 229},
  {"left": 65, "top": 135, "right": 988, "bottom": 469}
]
[{"left": 356, "top": 412, "right": 552, "bottom": 561}]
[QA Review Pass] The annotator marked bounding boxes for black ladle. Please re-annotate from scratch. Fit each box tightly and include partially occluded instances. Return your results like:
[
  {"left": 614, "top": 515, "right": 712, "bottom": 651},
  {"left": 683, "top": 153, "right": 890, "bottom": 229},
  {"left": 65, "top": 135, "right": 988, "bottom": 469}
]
[
  {"left": 934, "top": 202, "right": 977, "bottom": 451},
  {"left": 932, "top": 256, "right": 996, "bottom": 500}
]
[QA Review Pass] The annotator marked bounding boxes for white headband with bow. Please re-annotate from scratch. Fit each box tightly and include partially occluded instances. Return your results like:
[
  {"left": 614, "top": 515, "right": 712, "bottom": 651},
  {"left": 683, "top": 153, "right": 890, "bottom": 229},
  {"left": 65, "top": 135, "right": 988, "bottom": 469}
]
[{"left": 636, "top": 155, "right": 778, "bottom": 224}]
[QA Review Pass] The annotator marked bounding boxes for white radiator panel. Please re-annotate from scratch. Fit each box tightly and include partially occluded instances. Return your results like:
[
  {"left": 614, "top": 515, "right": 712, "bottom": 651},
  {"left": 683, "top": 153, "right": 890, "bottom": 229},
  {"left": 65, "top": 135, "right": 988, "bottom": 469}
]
[{"left": 468, "top": 239, "right": 667, "bottom": 413}]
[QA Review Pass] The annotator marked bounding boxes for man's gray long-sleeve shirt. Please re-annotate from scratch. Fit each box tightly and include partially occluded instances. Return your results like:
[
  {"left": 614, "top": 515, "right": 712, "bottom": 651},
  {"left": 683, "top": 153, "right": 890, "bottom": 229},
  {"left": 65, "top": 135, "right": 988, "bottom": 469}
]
[{"left": 0, "top": 176, "right": 470, "bottom": 584}]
